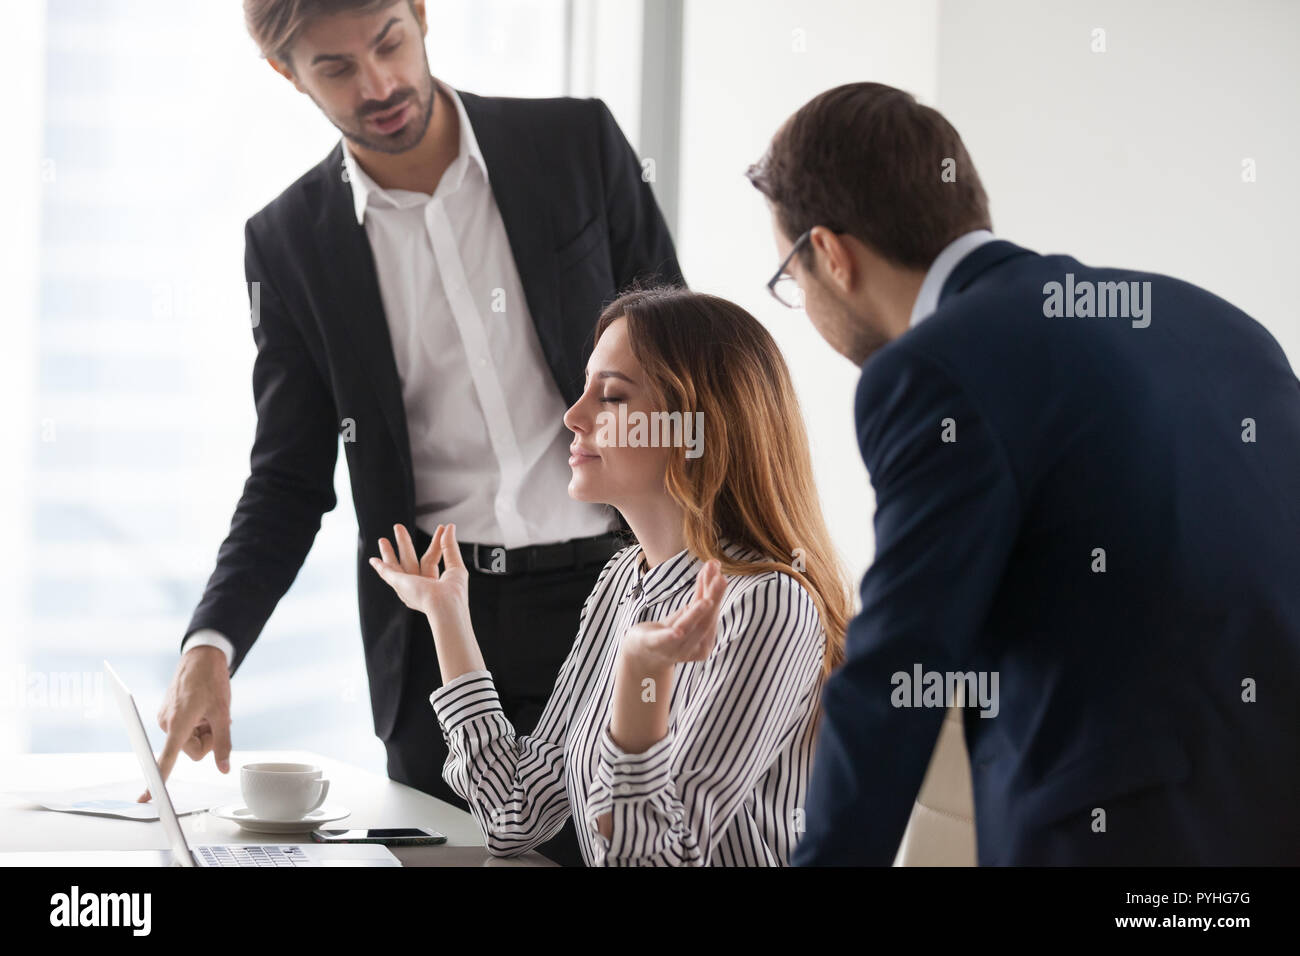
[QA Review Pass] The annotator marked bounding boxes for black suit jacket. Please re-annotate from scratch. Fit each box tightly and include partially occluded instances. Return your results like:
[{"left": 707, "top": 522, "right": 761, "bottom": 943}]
[
  {"left": 794, "top": 241, "right": 1300, "bottom": 865},
  {"left": 184, "top": 91, "right": 683, "bottom": 740}
]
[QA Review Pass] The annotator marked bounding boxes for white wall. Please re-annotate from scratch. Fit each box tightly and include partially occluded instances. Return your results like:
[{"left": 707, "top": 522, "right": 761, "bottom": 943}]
[
  {"left": 676, "top": 0, "right": 1299, "bottom": 592},
  {"left": 937, "top": 0, "right": 1300, "bottom": 365},
  {"left": 678, "top": 0, "right": 941, "bottom": 588}
]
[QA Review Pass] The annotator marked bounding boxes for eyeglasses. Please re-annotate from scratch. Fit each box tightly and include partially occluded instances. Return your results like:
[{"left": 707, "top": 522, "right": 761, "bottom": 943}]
[{"left": 766, "top": 228, "right": 811, "bottom": 309}]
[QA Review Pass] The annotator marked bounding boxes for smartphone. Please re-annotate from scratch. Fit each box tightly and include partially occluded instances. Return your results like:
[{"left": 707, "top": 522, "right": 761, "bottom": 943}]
[{"left": 310, "top": 827, "right": 447, "bottom": 846}]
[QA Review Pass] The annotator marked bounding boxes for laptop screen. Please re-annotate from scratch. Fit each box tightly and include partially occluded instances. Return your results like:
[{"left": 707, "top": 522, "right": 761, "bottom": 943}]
[{"left": 103, "top": 661, "right": 196, "bottom": 867}]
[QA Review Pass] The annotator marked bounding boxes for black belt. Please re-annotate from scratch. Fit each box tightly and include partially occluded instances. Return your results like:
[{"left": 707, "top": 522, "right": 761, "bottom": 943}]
[{"left": 456, "top": 530, "right": 626, "bottom": 576}]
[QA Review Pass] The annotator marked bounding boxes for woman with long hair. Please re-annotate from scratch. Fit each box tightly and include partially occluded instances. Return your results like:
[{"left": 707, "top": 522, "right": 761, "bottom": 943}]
[{"left": 370, "top": 286, "right": 851, "bottom": 865}]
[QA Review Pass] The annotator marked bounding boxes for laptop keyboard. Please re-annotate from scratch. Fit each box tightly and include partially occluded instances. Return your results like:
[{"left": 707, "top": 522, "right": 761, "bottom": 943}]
[{"left": 196, "top": 845, "right": 315, "bottom": 867}]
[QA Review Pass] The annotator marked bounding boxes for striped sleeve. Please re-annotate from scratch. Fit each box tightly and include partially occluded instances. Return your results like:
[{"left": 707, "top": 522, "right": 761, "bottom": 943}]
[
  {"left": 427, "top": 548, "right": 628, "bottom": 857},
  {"left": 582, "top": 572, "right": 825, "bottom": 866}
]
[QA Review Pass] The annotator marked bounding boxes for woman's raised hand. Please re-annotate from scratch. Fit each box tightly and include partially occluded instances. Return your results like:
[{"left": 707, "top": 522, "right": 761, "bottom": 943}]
[
  {"left": 369, "top": 522, "right": 469, "bottom": 619},
  {"left": 622, "top": 559, "right": 727, "bottom": 672}
]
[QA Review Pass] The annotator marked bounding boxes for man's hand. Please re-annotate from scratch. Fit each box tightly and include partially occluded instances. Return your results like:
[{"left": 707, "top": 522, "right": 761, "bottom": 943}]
[{"left": 137, "top": 645, "right": 232, "bottom": 803}]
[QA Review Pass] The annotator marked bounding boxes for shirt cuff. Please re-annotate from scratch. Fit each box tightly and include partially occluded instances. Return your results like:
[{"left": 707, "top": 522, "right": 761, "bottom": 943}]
[
  {"left": 428, "top": 669, "right": 500, "bottom": 735},
  {"left": 597, "top": 724, "right": 675, "bottom": 798},
  {"left": 583, "top": 724, "right": 676, "bottom": 846},
  {"left": 182, "top": 630, "right": 234, "bottom": 671}
]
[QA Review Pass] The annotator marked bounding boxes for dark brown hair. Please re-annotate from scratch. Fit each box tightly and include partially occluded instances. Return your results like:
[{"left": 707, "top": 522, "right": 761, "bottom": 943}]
[
  {"left": 747, "top": 82, "right": 992, "bottom": 270},
  {"left": 594, "top": 286, "right": 851, "bottom": 677},
  {"left": 243, "top": 0, "right": 412, "bottom": 63}
]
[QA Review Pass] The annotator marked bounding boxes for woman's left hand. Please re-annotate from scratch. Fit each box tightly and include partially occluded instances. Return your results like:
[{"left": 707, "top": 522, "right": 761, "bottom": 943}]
[{"left": 621, "top": 559, "right": 727, "bottom": 673}]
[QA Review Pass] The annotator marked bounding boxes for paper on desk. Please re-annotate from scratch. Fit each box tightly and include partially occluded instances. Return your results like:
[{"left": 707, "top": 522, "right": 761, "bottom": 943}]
[{"left": 12, "top": 779, "right": 238, "bottom": 820}]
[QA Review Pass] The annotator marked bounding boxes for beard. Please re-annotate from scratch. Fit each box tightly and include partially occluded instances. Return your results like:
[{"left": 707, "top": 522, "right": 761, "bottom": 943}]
[
  {"left": 807, "top": 280, "right": 892, "bottom": 366},
  {"left": 317, "top": 68, "right": 437, "bottom": 155},
  {"left": 846, "top": 316, "right": 894, "bottom": 366}
]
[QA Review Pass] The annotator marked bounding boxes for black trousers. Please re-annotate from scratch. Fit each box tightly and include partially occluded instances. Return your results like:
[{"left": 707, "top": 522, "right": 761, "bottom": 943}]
[{"left": 384, "top": 526, "right": 613, "bottom": 867}]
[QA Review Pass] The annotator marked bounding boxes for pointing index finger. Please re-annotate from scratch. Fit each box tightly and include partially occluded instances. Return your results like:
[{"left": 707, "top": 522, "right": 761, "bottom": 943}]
[{"left": 155, "top": 696, "right": 203, "bottom": 787}]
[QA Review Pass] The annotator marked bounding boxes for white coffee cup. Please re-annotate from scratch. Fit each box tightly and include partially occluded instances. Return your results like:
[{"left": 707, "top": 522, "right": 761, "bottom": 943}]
[{"left": 240, "top": 762, "right": 330, "bottom": 820}]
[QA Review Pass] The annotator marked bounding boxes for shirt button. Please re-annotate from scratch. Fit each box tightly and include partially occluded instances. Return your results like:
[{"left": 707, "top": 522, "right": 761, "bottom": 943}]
[{"left": 617, "top": 783, "right": 632, "bottom": 796}]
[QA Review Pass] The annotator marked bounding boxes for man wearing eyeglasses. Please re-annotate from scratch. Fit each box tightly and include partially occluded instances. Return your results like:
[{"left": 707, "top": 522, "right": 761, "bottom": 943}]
[{"left": 750, "top": 82, "right": 1300, "bottom": 865}]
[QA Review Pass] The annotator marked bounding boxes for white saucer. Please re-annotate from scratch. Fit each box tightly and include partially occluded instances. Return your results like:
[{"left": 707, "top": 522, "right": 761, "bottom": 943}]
[{"left": 209, "top": 804, "right": 350, "bottom": 834}]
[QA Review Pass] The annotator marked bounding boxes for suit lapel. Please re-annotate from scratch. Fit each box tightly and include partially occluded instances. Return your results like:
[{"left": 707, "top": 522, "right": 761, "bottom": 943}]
[
  {"left": 458, "top": 91, "right": 568, "bottom": 396},
  {"left": 314, "top": 142, "right": 414, "bottom": 490}
]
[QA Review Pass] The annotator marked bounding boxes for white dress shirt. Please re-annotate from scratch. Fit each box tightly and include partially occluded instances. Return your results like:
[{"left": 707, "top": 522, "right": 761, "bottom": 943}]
[
  {"left": 342, "top": 78, "right": 615, "bottom": 548},
  {"left": 429, "top": 541, "right": 827, "bottom": 866},
  {"left": 908, "top": 229, "right": 998, "bottom": 328},
  {"left": 184, "top": 79, "right": 617, "bottom": 669}
]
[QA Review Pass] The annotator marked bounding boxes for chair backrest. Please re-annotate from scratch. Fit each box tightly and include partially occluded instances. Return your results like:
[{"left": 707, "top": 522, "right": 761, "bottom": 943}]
[{"left": 893, "top": 703, "right": 977, "bottom": 866}]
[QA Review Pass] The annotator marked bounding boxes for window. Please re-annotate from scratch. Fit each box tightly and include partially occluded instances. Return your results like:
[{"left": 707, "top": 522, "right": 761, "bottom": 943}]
[{"left": 13, "top": 0, "right": 570, "bottom": 774}]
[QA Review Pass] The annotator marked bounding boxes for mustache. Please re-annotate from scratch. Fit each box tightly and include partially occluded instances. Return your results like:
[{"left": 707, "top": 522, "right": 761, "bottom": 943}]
[{"left": 360, "top": 90, "right": 415, "bottom": 116}]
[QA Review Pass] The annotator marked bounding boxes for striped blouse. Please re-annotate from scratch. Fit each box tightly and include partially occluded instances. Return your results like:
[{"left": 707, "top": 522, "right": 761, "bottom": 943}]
[{"left": 428, "top": 539, "right": 827, "bottom": 866}]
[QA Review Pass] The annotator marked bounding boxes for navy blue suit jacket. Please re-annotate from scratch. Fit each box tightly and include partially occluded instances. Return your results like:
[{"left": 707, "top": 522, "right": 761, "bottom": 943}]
[{"left": 794, "top": 240, "right": 1300, "bottom": 865}]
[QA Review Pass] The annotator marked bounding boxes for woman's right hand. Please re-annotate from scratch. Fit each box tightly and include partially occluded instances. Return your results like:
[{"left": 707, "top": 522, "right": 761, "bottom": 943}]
[{"left": 370, "top": 522, "right": 470, "bottom": 622}]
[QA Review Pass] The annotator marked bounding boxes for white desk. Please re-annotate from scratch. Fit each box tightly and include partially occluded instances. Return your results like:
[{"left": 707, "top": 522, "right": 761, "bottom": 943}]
[{"left": 0, "top": 751, "right": 554, "bottom": 867}]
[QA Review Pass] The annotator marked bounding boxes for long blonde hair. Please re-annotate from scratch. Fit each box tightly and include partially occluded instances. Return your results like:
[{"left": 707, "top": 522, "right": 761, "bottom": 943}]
[{"left": 594, "top": 287, "right": 851, "bottom": 676}]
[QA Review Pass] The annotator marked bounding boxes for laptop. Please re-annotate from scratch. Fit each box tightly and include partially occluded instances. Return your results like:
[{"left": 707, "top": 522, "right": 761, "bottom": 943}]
[{"left": 104, "top": 661, "right": 400, "bottom": 867}]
